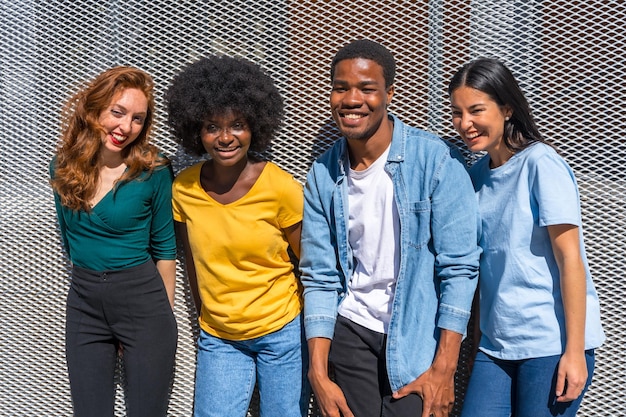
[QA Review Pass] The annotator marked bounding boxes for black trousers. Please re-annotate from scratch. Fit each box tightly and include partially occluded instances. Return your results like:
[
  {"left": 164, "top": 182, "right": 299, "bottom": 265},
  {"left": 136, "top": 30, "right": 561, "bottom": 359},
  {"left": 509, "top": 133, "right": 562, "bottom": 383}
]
[
  {"left": 329, "top": 315, "right": 423, "bottom": 417},
  {"left": 66, "top": 260, "right": 178, "bottom": 417}
]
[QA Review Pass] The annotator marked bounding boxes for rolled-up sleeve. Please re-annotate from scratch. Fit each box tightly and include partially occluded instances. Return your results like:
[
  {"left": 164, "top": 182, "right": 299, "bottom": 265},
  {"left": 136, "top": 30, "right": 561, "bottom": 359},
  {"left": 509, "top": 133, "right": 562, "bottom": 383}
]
[
  {"left": 299, "top": 162, "right": 344, "bottom": 340},
  {"left": 430, "top": 149, "right": 481, "bottom": 335}
]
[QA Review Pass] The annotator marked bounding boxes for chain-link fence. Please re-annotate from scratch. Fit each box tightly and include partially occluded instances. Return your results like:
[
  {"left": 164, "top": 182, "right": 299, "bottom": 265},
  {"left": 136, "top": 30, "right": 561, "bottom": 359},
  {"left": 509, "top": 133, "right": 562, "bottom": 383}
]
[{"left": 1, "top": 1, "right": 624, "bottom": 415}]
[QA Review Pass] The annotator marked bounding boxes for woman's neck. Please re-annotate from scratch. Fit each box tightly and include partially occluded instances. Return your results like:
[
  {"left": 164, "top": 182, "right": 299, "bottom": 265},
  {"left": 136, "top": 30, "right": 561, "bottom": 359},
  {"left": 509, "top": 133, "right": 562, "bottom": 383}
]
[
  {"left": 98, "top": 148, "right": 126, "bottom": 169},
  {"left": 488, "top": 144, "right": 514, "bottom": 169}
]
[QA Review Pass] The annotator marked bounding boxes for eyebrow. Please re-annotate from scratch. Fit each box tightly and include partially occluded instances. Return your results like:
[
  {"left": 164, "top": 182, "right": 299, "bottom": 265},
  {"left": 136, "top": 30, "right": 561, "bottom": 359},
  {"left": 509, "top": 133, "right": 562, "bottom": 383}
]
[
  {"left": 450, "top": 103, "right": 486, "bottom": 109},
  {"left": 111, "top": 104, "right": 147, "bottom": 116},
  {"left": 332, "top": 79, "right": 380, "bottom": 86},
  {"left": 204, "top": 116, "right": 246, "bottom": 122}
]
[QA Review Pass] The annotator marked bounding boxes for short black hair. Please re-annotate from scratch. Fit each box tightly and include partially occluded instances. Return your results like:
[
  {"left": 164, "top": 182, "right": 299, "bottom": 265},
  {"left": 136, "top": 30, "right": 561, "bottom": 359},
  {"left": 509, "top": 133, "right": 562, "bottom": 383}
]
[
  {"left": 330, "top": 39, "right": 396, "bottom": 88},
  {"left": 166, "top": 55, "right": 284, "bottom": 156}
]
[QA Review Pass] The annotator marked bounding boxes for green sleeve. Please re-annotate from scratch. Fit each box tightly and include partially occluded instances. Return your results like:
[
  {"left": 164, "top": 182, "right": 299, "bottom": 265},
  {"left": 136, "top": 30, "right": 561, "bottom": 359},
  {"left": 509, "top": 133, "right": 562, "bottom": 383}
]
[
  {"left": 49, "top": 159, "right": 71, "bottom": 259},
  {"left": 149, "top": 165, "right": 176, "bottom": 261}
]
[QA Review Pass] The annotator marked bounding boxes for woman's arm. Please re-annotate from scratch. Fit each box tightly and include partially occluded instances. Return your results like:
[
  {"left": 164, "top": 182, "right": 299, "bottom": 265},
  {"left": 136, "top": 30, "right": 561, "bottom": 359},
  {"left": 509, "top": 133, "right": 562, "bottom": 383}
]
[
  {"left": 284, "top": 221, "right": 302, "bottom": 259},
  {"left": 151, "top": 166, "right": 177, "bottom": 309},
  {"left": 548, "top": 223, "right": 588, "bottom": 402},
  {"left": 175, "top": 221, "right": 201, "bottom": 317},
  {"left": 156, "top": 259, "right": 176, "bottom": 310}
]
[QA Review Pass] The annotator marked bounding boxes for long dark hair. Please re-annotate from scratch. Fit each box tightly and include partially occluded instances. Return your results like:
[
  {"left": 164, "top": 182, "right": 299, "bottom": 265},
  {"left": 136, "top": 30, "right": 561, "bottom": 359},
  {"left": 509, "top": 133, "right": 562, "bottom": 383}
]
[{"left": 448, "top": 57, "right": 545, "bottom": 152}]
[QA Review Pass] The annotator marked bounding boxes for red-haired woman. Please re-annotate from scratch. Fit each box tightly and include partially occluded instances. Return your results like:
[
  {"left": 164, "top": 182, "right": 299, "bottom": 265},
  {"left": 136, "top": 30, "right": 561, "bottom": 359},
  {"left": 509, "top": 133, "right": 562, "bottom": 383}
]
[{"left": 50, "top": 66, "right": 177, "bottom": 417}]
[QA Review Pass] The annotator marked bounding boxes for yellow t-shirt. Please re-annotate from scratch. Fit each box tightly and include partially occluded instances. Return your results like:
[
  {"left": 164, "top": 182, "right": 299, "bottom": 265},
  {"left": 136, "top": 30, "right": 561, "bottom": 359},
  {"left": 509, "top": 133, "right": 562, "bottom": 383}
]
[{"left": 172, "top": 161, "right": 303, "bottom": 340}]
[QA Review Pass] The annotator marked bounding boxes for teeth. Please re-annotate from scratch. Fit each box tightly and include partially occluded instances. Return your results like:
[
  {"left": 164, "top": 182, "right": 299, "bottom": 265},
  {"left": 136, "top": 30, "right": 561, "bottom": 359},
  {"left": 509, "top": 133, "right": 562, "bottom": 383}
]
[
  {"left": 218, "top": 147, "right": 237, "bottom": 152},
  {"left": 111, "top": 133, "right": 127, "bottom": 143},
  {"left": 344, "top": 114, "right": 363, "bottom": 119},
  {"left": 466, "top": 132, "right": 479, "bottom": 139}
]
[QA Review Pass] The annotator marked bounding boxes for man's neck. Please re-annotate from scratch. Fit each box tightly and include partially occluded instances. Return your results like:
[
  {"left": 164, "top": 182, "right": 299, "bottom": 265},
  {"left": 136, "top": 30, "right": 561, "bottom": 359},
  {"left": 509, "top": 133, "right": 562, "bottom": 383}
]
[{"left": 347, "top": 118, "right": 394, "bottom": 171}]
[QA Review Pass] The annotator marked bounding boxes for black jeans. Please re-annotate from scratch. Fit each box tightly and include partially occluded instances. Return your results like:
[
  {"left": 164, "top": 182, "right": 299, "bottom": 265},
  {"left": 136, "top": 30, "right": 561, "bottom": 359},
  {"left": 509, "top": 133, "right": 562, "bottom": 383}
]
[
  {"left": 66, "top": 260, "right": 177, "bottom": 417},
  {"left": 329, "top": 315, "right": 423, "bottom": 417}
]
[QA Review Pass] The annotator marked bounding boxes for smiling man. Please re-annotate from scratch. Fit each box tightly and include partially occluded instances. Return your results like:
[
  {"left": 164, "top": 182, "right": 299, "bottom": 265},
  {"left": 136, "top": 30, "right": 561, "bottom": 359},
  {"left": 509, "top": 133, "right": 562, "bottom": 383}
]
[{"left": 299, "top": 39, "right": 482, "bottom": 417}]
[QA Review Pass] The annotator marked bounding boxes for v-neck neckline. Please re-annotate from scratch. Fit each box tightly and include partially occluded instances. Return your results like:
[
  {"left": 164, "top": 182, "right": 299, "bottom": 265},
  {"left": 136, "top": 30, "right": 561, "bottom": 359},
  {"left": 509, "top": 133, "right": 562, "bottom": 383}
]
[{"left": 199, "top": 161, "right": 268, "bottom": 206}]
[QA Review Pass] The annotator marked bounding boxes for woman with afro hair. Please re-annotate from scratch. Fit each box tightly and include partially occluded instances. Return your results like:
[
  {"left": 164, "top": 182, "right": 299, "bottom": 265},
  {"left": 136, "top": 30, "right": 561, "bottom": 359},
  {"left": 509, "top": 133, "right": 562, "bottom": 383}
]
[{"left": 167, "top": 55, "right": 308, "bottom": 417}]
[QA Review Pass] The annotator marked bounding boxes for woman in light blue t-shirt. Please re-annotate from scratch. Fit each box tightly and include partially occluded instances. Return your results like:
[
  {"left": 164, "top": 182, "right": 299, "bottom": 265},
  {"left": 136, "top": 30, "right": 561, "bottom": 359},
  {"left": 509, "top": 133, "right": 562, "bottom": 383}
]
[{"left": 448, "top": 58, "right": 605, "bottom": 417}]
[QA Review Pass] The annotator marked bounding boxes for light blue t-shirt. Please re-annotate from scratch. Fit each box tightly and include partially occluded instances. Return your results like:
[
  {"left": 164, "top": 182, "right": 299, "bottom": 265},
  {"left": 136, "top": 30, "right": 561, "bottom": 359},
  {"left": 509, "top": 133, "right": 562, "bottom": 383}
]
[{"left": 470, "top": 142, "right": 605, "bottom": 360}]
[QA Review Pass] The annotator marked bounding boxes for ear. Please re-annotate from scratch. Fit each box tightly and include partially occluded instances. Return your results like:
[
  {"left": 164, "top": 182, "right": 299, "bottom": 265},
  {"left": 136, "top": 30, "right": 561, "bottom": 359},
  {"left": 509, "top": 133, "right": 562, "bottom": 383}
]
[
  {"left": 386, "top": 85, "right": 395, "bottom": 106},
  {"left": 504, "top": 105, "right": 513, "bottom": 119}
]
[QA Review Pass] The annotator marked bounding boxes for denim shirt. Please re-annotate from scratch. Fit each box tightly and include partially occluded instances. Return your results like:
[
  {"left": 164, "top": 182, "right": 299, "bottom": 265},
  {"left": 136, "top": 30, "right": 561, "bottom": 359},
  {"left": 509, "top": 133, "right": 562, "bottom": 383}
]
[{"left": 300, "top": 115, "right": 481, "bottom": 391}]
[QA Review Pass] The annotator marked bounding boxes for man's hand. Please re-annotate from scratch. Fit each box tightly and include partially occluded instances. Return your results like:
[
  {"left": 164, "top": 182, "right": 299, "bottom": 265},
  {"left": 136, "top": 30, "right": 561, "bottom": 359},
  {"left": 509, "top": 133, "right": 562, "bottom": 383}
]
[
  {"left": 308, "top": 337, "right": 354, "bottom": 417},
  {"left": 309, "top": 371, "right": 354, "bottom": 417},
  {"left": 392, "top": 362, "right": 455, "bottom": 417},
  {"left": 392, "top": 330, "right": 462, "bottom": 417}
]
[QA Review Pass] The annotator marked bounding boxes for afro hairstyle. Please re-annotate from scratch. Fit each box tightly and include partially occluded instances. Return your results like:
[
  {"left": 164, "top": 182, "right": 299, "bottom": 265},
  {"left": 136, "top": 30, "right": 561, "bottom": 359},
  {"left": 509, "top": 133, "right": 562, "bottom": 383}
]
[
  {"left": 330, "top": 39, "right": 396, "bottom": 88},
  {"left": 166, "top": 55, "right": 284, "bottom": 156}
]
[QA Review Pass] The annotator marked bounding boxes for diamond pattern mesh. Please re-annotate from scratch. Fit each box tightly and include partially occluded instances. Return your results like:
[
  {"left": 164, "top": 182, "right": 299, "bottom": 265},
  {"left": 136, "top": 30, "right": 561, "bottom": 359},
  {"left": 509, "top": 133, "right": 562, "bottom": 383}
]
[{"left": 1, "top": 1, "right": 624, "bottom": 416}]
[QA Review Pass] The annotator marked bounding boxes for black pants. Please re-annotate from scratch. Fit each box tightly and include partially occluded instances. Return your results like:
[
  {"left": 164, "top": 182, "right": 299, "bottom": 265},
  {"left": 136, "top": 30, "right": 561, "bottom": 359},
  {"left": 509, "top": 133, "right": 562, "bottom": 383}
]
[
  {"left": 329, "top": 315, "right": 423, "bottom": 417},
  {"left": 66, "top": 260, "right": 178, "bottom": 417}
]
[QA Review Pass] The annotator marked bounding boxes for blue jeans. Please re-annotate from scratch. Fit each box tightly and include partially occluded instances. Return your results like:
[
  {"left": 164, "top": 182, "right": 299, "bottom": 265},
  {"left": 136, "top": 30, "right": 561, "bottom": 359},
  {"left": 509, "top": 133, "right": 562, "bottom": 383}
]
[
  {"left": 193, "top": 314, "right": 309, "bottom": 417},
  {"left": 461, "top": 350, "right": 595, "bottom": 417}
]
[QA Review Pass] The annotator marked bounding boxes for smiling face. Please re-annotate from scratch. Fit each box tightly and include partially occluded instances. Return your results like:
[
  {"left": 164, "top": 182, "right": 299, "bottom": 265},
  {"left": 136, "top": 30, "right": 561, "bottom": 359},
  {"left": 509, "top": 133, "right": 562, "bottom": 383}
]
[
  {"left": 200, "top": 109, "right": 252, "bottom": 167},
  {"left": 450, "top": 85, "right": 512, "bottom": 163},
  {"left": 330, "top": 58, "right": 394, "bottom": 142},
  {"left": 98, "top": 87, "right": 148, "bottom": 155}
]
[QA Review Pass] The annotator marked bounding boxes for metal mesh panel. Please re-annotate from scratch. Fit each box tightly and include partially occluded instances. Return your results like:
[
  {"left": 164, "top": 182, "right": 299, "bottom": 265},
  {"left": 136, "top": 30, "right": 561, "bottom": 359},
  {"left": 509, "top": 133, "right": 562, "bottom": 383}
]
[{"left": 1, "top": 1, "right": 624, "bottom": 415}]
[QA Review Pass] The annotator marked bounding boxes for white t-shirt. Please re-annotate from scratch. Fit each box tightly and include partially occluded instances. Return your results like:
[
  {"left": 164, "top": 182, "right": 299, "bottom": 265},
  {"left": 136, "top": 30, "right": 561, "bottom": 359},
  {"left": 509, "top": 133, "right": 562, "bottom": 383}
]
[{"left": 338, "top": 145, "right": 400, "bottom": 334}]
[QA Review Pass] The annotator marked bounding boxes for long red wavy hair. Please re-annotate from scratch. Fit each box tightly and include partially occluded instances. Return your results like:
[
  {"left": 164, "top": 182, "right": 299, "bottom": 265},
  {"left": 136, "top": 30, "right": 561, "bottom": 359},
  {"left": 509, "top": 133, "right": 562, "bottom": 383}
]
[{"left": 51, "top": 66, "right": 166, "bottom": 211}]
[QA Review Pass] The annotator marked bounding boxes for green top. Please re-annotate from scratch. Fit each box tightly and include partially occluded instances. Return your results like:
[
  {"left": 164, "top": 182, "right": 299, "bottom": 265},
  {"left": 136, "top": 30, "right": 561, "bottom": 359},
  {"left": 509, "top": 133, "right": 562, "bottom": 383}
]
[{"left": 50, "top": 161, "right": 176, "bottom": 271}]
